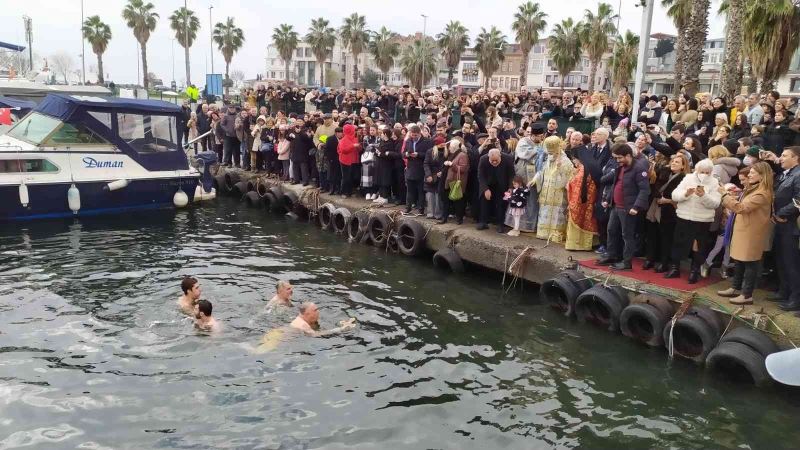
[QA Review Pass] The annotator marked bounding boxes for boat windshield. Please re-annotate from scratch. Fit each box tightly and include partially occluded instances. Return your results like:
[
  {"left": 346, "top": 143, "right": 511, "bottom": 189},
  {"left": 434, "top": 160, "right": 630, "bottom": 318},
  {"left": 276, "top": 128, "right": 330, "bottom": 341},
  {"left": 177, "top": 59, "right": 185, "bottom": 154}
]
[
  {"left": 6, "top": 113, "right": 61, "bottom": 144},
  {"left": 6, "top": 112, "right": 109, "bottom": 146}
]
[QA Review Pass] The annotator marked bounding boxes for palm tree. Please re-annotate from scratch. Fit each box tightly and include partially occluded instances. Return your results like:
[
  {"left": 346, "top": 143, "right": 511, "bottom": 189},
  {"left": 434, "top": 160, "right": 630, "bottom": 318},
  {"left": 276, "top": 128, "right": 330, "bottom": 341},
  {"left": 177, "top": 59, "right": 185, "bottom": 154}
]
[
  {"left": 169, "top": 7, "right": 200, "bottom": 86},
  {"left": 548, "top": 18, "right": 583, "bottom": 90},
  {"left": 475, "top": 26, "right": 507, "bottom": 91},
  {"left": 369, "top": 27, "right": 400, "bottom": 84},
  {"left": 399, "top": 38, "right": 438, "bottom": 91},
  {"left": 212, "top": 17, "right": 245, "bottom": 85},
  {"left": 122, "top": 0, "right": 158, "bottom": 89},
  {"left": 717, "top": 0, "right": 744, "bottom": 100},
  {"left": 512, "top": 1, "right": 547, "bottom": 91},
  {"left": 609, "top": 31, "right": 639, "bottom": 95},
  {"left": 682, "top": 0, "right": 710, "bottom": 96},
  {"left": 272, "top": 24, "right": 299, "bottom": 84},
  {"left": 662, "top": 0, "right": 692, "bottom": 95},
  {"left": 582, "top": 2, "right": 617, "bottom": 93},
  {"left": 82, "top": 15, "right": 111, "bottom": 85},
  {"left": 742, "top": 0, "right": 800, "bottom": 93},
  {"left": 340, "top": 13, "right": 370, "bottom": 86},
  {"left": 305, "top": 17, "right": 337, "bottom": 87},
  {"left": 436, "top": 21, "right": 470, "bottom": 88}
]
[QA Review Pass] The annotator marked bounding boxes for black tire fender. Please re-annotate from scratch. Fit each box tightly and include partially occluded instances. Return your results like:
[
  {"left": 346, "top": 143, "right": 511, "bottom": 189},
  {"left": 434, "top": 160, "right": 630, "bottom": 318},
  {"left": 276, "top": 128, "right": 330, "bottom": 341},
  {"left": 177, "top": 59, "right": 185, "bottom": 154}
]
[
  {"left": 282, "top": 191, "right": 299, "bottom": 212},
  {"left": 347, "top": 211, "right": 369, "bottom": 242},
  {"left": 332, "top": 207, "right": 352, "bottom": 234},
  {"left": 244, "top": 191, "right": 262, "bottom": 208},
  {"left": 386, "top": 234, "right": 400, "bottom": 253},
  {"left": 246, "top": 180, "right": 257, "bottom": 192},
  {"left": 262, "top": 192, "right": 278, "bottom": 211},
  {"left": 214, "top": 174, "right": 230, "bottom": 195},
  {"left": 318, "top": 203, "right": 336, "bottom": 230},
  {"left": 540, "top": 275, "right": 581, "bottom": 317},
  {"left": 574, "top": 285, "right": 630, "bottom": 332},
  {"left": 687, "top": 306, "right": 723, "bottom": 339},
  {"left": 232, "top": 181, "right": 249, "bottom": 196},
  {"left": 432, "top": 248, "right": 465, "bottom": 273},
  {"left": 707, "top": 341, "right": 772, "bottom": 387},
  {"left": 620, "top": 302, "right": 670, "bottom": 347},
  {"left": 559, "top": 269, "right": 593, "bottom": 293},
  {"left": 367, "top": 213, "right": 391, "bottom": 246},
  {"left": 720, "top": 327, "right": 780, "bottom": 358},
  {"left": 397, "top": 220, "right": 427, "bottom": 256},
  {"left": 662, "top": 315, "right": 718, "bottom": 364},
  {"left": 224, "top": 172, "right": 240, "bottom": 191}
]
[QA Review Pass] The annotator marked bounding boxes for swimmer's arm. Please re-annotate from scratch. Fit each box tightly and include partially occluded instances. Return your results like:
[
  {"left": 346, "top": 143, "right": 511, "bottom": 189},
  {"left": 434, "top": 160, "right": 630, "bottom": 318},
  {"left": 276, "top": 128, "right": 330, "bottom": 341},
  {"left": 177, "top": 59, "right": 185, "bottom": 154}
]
[{"left": 307, "top": 322, "right": 356, "bottom": 337}]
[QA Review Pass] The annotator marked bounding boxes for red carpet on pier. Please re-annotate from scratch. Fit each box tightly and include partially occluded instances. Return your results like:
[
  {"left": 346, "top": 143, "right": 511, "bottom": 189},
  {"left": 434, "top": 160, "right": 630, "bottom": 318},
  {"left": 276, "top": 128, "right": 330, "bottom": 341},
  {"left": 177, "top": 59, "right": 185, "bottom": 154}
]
[{"left": 578, "top": 258, "right": 720, "bottom": 291}]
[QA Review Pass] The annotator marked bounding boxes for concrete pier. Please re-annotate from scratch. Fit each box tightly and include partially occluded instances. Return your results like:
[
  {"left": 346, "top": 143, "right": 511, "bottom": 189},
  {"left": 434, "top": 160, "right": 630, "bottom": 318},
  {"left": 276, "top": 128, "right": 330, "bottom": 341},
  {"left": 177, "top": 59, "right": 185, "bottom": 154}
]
[{"left": 222, "top": 169, "right": 800, "bottom": 348}]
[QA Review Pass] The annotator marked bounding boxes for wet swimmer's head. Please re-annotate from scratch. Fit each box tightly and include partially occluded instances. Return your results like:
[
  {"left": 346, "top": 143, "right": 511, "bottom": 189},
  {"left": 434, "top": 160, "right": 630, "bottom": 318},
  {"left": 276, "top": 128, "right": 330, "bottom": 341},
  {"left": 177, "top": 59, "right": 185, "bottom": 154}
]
[
  {"left": 276, "top": 280, "right": 293, "bottom": 302},
  {"left": 195, "top": 299, "right": 219, "bottom": 332},
  {"left": 298, "top": 302, "right": 320, "bottom": 326},
  {"left": 197, "top": 299, "right": 212, "bottom": 317},
  {"left": 181, "top": 277, "right": 201, "bottom": 300}
]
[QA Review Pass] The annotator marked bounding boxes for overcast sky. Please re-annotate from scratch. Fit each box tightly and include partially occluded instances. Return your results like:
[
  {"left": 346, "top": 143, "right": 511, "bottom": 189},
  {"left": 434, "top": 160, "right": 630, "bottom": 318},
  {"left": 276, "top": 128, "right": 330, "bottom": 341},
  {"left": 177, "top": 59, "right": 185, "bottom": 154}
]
[{"left": 2, "top": 0, "right": 725, "bottom": 85}]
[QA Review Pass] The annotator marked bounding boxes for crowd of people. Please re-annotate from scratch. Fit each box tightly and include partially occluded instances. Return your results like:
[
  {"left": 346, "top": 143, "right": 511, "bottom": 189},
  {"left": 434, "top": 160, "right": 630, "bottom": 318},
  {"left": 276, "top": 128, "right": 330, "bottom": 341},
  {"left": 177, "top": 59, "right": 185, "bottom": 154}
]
[{"left": 181, "top": 83, "right": 800, "bottom": 310}]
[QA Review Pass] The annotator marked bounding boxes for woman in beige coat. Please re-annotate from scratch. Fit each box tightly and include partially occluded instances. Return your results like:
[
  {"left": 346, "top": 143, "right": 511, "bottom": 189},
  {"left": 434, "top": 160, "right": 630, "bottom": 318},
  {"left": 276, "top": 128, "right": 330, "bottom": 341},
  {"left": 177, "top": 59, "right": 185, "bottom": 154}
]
[{"left": 716, "top": 162, "right": 774, "bottom": 305}]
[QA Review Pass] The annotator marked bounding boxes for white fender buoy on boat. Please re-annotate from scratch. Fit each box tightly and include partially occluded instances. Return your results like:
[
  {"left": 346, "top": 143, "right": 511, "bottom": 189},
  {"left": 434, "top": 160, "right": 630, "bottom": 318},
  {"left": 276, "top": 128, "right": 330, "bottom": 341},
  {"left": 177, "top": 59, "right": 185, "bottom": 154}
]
[
  {"left": 68, "top": 183, "right": 81, "bottom": 214},
  {"left": 19, "top": 181, "right": 29, "bottom": 207},
  {"left": 173, "top": 188, "right": 189, "bottom": 208},
  {"left": 105, "top": 179, "right": 129, "bottom": 192}
]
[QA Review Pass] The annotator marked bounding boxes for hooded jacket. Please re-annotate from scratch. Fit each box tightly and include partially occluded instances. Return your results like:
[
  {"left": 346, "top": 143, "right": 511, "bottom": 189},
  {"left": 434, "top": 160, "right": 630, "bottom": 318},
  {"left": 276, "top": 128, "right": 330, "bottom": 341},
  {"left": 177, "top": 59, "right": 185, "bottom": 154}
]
[
  {"left": 672, "top": 171, "right": 723, "bottom": 222},
  {"left": 712, "top": 157, "right": 741, "bottom": 185},
  {"left": 337, "top": 124, "right": 360, "bottom": 166}
]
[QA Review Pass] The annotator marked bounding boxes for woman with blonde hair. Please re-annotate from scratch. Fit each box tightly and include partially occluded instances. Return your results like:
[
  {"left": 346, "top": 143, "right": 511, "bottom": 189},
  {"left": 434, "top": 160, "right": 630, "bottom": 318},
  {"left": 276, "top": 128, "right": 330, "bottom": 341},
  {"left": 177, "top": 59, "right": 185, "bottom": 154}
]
[
  {"left": 581, "top": 92, "right": 605, "bottom": 128},
  {"left": 535, "top": 135, "right": 575, "bottom": 242},
  {"left": 716, "top": 162, "right": 775, "bottom": 305}
]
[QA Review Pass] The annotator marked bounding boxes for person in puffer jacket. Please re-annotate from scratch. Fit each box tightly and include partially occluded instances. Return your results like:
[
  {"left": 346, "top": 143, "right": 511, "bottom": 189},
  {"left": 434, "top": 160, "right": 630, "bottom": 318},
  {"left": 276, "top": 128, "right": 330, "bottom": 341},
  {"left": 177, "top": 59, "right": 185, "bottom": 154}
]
[
  {"left": 337, "top": 123, "right": 361, "bottom": 197},
  {"left": 708, "top": 145, "right": 741, "bottom": 185},
  {"left": 664, "top": 158, "right": 722, "bottom": 283}
]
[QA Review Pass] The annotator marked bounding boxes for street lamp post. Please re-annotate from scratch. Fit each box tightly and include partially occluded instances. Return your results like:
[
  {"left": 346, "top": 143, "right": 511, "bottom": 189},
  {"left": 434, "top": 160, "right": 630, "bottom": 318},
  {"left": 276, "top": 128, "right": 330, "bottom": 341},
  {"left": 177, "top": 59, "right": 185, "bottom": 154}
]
[
  {"left": 209, "top": 4, "right": 215, "bottom": 74},
  {"left": 421, "top": 14, "right": 428, "bottom": 90},
  {"left": 23, "top": 16, "right": 33, "bottom": 71},
  {"left": 631, "top": 0, "right": 654, "bottom": 122},
  {"left": 171, "top": 38, "right": 176, "bottom": 87},
  {"left": 80, "top": 0, "right": 86, "bottom": 84},
  {"left": 184, "top": 0, "right": 190, "bottom": 85}
]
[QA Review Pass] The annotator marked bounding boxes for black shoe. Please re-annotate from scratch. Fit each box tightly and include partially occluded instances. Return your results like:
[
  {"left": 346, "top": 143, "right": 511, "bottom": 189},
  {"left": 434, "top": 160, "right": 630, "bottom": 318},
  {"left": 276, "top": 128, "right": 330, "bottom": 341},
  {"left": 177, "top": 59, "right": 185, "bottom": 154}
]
[
  {"left": 404, "top": 207, "right": 412, "bottom": 214},
  {"left": 642, "top": 260, "right": 655, "bottom": 270},
  {"left": 688, "top": 270, "right": 700, "bottom": 284},
  {"left": 476, "top": 223, "right": 488, "bottom": 230},
  {"left": 664, "top": 266, "right": 680, "bottom": 279},
  {"left": 437, "top": 218, "right": 447, "bottom": 224},
  {"left": 496, "top": 225, "right": 505, "bottom": 233},
  {"left": 767, "top": 293, "right": 786, "bottom": 303},
  {"left": 779, "top": 301, "right": 800, "bottom": 312},
  {"left": 596, "top": 256, "right": 618, "bottom": 266},
  {"left": 611, "top": 261, "right": 632, "bottom": 270},
  {"left": 654, "top": 263, "right": 666, "bottom": 273},
  {"left": 456, "top": 217, "right": 463, "bottom": 225}
]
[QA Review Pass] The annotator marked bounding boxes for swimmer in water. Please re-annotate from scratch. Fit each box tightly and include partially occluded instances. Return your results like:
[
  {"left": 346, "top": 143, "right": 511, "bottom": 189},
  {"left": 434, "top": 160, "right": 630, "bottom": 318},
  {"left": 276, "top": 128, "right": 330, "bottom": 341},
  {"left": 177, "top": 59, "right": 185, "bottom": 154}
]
[
  {"left": 194, "top": 299, "right": 221, "bottom": 332},
  {"left": 290, "top": 302, "right": 356, "bottom": 337},
  {"left": 266, "top": 280, "right": 294, "bottom": 309},
  {"left": 178, "top": 277, "right": 201, "bottom": 316}
]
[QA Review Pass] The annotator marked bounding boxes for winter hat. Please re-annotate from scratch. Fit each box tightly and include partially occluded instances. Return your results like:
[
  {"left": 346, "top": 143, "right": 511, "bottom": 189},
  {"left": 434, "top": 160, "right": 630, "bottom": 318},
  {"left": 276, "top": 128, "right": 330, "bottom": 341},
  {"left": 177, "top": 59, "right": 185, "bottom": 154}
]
[
  {"left": 722, "top": 138, "right": 739, "bottom": 155},
  {"left": 434, "top": 136, "right": 446, "bottom": 147},
  {"left": 746, "top": 146, "right": 761, "bottom": 157}
]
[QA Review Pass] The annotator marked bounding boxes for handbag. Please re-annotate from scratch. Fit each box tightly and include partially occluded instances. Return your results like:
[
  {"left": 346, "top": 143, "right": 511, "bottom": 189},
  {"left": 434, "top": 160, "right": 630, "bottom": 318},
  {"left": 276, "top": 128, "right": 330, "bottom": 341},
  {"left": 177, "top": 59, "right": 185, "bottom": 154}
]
[
  {"left": 361, "top": 150, "right": 374, "bottom": 164},
  {"left": 260, "top": 142, "right": 274, "bottom": 153},
  {"left": 448, "top": 165, "right": 463, "bottom": 201}
]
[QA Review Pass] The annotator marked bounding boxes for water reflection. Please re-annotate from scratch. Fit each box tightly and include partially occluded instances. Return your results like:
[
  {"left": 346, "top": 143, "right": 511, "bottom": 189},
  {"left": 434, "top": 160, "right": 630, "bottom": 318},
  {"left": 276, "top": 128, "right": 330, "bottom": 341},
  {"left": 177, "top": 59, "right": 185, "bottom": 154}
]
[{"left": 0, "top": 199, "right": 798, "bottom": 449}]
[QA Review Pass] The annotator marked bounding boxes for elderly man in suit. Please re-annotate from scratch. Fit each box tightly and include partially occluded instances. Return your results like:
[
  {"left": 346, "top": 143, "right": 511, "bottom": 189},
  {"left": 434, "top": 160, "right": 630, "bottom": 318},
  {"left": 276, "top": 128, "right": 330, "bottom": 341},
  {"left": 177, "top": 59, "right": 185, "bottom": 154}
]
[
  {"left": 773, "top": 146, "right": 800, "bottom": 311},
  {"left": 477, "top": 148, "right": 515, "bottom": 233}
]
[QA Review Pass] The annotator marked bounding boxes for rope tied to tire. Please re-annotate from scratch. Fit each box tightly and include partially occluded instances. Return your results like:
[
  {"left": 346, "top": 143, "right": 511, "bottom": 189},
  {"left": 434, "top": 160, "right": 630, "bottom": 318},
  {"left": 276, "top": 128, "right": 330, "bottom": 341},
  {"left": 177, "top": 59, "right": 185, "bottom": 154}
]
[{"left": 668, "top": 293, "right": 696, "bottom": 359}]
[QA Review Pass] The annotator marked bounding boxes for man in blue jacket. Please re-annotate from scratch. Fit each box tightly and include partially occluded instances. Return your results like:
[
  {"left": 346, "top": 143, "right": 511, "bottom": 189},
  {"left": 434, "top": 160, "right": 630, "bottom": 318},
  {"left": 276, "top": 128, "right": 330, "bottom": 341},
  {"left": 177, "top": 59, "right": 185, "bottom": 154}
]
[
  {"left": 773, "top": 146, "right": 800, "bottom": 311},
  {"left": 597, "top": 144, "right": 651, "bottom": 270}
]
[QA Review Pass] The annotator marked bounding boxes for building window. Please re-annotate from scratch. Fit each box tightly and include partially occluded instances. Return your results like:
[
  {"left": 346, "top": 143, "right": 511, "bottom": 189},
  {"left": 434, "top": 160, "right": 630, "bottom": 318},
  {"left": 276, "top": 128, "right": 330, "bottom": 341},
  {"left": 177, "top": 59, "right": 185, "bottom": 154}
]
[
  {"left": 307, "top": 61, "right": 315, "bottom": 85},
  {"left": 791, "top": 78, "right": 800, "bottom": 93},
  {"left": 511, "top": 78, "right": 518, "bottom": 91},
  {"left": 296, "top": 48, "right": 303, "bottom": 58},
  {"left": 462, "top": 63, "right": 479, "bottom": 83},
  {"left": 305, "top": 48, "right": 312, "bottom": 57},
  {"left": 271, "top": 71, "right": 276, "bottom": 79},
  {"left": 583, "top": 58, "right": 589, "bottom": 68},
  {"left": 545, "top": 75, "right": 552, "bottom": 83},
  {"left": 490, "top": 77, "right": 498, "bottom": 89},
  {"left": 530, "top": 60, "right": 543, "bottom": 73},
  {"left": 533, "top": 44, "right": 545, "bottom": 54},
  {"left": 297, "top": 61, "right": 306, "bottom": 83}
]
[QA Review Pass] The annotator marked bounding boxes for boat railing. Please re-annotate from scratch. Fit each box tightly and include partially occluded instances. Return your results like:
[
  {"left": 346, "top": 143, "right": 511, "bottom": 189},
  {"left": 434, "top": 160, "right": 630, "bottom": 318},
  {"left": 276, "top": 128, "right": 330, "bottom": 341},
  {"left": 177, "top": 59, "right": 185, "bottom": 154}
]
[{"left": 184, "top": 130, "right": 213, "bottom": 149}]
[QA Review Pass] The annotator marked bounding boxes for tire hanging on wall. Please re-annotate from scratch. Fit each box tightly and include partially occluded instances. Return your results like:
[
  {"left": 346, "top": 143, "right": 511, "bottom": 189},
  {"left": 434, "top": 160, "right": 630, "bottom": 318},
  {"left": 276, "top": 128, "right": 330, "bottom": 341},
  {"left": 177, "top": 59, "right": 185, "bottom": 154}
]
[
  {"left": 540, "top": 274, "right": 583, "bottom": 317},
  {"left": 347, "top": 211, "right": 369, "bottom": 243},
  {"left": 224, "top": 172, "right": 240, "bottom": 192},
  {"left": 318, "top": 203, "right": 336, "bottom": 230},
  {"left": 233, "top": 181, "right": 249, "bottom": 196},
  {"left": 574, "top": 285, "right": 630, "bottom": 332},
  {"left": 244, "top": 191, "right": 262, "bottom": 208},
  {"left": 282, "top": 191, "right": 299, "bottom": 213},
  {"left": 262, "top": 192, "right": 278, "bottom": 212},
  {"left": 432, "top": 248, "right": 465, "bottom": 273},
  {"left": 719, "top": 326, "right": 779, "bottom": 359},
  {"left": 367, "top": 213, "right": 391, "bottom": 247},
  {"left": 246, "top": 180, "right": 257, "bottom": 193},
  {"left": 214, "top": 174, "right": 231, "bottom": 195},
  {"left": 662, "top": 314, "right": 719, "bottom": 364},
  {"left": 386, "top": 234, "right": 400, "bottom": 253},
  {"left": 396, "top": 220, "right": 427, "bottom": 256},
  {"left": 332, "top": 207, "right": 352, "bottom": 234},
  {"left": 706, "top": 341, "right": 773, "bottom": 387}
]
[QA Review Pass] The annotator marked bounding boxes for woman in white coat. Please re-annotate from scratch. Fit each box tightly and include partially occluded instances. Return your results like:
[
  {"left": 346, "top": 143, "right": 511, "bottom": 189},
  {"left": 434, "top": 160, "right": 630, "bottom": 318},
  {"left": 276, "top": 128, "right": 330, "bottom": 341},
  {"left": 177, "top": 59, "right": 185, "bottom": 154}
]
[{"left": 664, "top": 159, "right": 722, "bottom": 283}]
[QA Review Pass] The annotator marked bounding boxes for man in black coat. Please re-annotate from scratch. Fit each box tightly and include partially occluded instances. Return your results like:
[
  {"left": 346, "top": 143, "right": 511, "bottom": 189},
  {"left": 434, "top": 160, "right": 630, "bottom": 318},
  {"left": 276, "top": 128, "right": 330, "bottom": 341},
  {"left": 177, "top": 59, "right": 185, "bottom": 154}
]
[
  {"left": 476, "top": 148, "right": 515, "bottom": 232},
  {"left": 772, "top": 146, "right": 800, "bottom": 311},
  {"left": 289, "top": 119, "right": 314, "bottom": 185},
  {"left": 196, "top": 103, "right": 211, "bottom": 152},
  {"left": 324, "top": 128, "right": 343, "bottom": 195},
  {"left": 403, "top": 124, "right": 433, "bottom": 214}
]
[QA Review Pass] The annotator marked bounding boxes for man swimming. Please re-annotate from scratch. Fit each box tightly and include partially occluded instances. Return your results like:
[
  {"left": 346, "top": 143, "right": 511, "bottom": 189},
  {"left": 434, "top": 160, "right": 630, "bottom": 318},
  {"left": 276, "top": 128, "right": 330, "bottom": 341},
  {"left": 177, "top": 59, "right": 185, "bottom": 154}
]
[
  {"left": 290, "top": 302, "right": 356, "bottom": 337},
  {"left": 178, "top": 277, "right": 201, "bottom": 316},
  {"left": 266, "top": 280, "right": 294, "bottom": 309},
  {"left": 194, "top": 299, "right": 221, "bottom": 333}
]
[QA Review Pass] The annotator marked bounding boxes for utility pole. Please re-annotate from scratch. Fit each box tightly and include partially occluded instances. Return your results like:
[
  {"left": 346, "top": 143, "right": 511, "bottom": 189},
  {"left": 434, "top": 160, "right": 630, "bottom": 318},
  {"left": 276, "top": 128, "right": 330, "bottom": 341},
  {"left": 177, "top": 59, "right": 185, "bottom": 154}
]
[
  {"left": 80, "top": 0, "right": 86, "bottom": 84},
  {"left": 171, "top": 38, "right": 176, "bottom": 86},
  {"left": 421, "top": 14, "right": 428, "bottom": 90},
  {"left": 631, "top": 0, "right": 654, "bottom": 121},
  {"left": 23, "top": 16, "right": 33, "bottom": 71},
  {"left": 209, "top": 5, "right": 214, "bottom": 74},
  {"left": 184, "top": 0, "right": 190, "bottom": 85}
]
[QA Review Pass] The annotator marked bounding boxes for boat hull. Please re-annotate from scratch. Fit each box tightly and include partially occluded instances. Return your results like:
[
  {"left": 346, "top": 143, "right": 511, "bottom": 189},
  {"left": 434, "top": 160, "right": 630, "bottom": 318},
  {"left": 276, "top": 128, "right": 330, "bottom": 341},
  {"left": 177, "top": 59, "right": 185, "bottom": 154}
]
[{"left": 0, "top": 177, "right": 199, "bottom": 220}]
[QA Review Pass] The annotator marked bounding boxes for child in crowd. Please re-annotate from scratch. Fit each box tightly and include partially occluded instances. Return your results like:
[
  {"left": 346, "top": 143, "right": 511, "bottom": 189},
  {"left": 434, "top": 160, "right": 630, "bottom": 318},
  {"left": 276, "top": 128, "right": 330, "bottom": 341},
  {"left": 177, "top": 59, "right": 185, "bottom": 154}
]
[{"left": 507, "top": 175, "right": 529, "bottom": 237}]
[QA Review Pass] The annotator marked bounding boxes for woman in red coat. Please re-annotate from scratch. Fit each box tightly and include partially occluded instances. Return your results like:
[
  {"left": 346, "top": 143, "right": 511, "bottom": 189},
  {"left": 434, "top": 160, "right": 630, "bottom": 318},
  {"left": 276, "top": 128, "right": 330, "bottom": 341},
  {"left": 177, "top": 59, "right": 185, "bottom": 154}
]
[{"left": 337, "top": 123, "right": 360, "bottom": 197}]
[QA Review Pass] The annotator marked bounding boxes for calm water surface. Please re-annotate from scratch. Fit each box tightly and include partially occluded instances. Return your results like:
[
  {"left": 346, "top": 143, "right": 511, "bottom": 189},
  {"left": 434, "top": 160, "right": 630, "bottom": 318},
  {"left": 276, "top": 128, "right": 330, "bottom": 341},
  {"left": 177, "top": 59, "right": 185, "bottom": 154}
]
[{"left": 1, "top": 198, "right": 799, "bottom": 449}]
